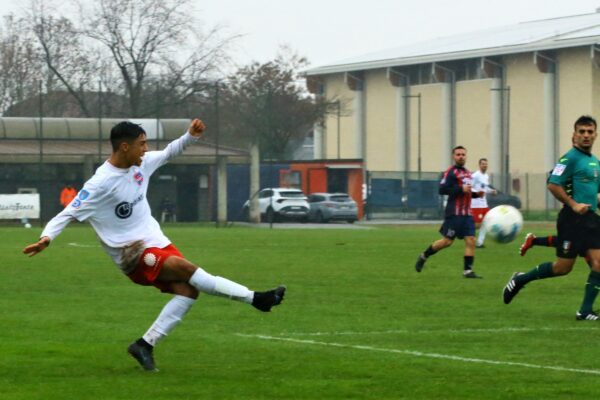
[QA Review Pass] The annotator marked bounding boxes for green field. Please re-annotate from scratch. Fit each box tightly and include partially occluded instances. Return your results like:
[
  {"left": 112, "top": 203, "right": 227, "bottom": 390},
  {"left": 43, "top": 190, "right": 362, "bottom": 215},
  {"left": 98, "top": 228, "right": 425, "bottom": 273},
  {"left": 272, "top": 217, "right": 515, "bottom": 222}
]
[{"left": 3, "top": 222, "right": 600, "bottom": 399}]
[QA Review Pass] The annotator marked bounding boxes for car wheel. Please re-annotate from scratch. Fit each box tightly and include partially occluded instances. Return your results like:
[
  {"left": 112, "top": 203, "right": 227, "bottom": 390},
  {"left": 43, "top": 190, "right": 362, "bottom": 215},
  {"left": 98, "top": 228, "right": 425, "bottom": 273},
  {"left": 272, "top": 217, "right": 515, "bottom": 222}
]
[
  {"left": 316, "top": 211, "right": 327, "bottom": 223},
  {"left": 347, "top": 219, "right": 355, "bottom": 224}
]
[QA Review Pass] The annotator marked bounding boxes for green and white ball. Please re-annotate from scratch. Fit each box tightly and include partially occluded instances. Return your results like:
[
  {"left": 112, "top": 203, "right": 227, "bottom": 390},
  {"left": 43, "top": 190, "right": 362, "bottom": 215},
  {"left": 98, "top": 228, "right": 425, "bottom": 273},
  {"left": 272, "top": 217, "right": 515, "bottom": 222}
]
[{"left": 484, "top": 205, "right": 523, "bottom": 244}]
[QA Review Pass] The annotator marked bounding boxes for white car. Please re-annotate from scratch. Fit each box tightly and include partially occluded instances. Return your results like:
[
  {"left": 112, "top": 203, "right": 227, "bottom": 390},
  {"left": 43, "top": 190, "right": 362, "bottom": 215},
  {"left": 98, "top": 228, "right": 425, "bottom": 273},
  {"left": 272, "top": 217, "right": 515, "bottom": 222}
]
[{"left": 242, "top": 188, "right": 310, "bottom": 222}]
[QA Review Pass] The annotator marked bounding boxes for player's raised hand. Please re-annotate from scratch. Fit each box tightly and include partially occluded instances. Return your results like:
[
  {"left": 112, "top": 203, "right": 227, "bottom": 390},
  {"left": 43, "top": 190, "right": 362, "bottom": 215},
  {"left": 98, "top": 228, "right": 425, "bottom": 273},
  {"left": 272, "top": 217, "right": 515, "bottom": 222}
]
[
  {"left": 188, "top": 119, "right": 206, "bottom": 137},
  {"left": 22, "top": 236, "right": 50, "bottom": 257}
]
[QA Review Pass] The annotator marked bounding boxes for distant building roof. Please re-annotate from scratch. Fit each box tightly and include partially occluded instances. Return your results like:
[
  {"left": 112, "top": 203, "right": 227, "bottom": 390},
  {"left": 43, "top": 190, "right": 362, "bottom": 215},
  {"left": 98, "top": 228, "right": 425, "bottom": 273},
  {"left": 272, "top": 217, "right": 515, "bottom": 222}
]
[
  {"left": 0, "top": 117, "right": 249, "bottom": 164},
  {"left": 306, "top": 12, "right": 600, "bottom": 75}
]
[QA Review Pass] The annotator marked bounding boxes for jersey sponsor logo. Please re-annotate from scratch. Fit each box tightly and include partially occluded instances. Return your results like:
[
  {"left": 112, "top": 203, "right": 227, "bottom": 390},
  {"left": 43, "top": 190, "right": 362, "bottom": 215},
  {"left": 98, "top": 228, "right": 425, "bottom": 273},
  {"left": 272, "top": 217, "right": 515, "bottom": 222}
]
[
  {"left": 551, "top": 164, "right": 566, "bottom": 176},
  {"left": 78, "top": 189, "right": 90, "bottom": 200},
  {"left": 134, "top": 172, "right": 144, "bottom": 185},
  {"left": 71, "top": 199, "right": 82, "bottom": 209},
  {"left": 114, "top": 194, "right": 144, "bottom": 219},
  {"left": 115, "top": 202, "right": 132, "bottom": 219}
]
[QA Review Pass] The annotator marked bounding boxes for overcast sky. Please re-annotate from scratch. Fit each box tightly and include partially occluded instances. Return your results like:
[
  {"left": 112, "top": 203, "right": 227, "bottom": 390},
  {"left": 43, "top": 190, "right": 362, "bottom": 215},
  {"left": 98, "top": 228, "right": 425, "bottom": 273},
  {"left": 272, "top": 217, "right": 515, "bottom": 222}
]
[{"left": 2, "top": 0, "right": 600, "bottom": 68}]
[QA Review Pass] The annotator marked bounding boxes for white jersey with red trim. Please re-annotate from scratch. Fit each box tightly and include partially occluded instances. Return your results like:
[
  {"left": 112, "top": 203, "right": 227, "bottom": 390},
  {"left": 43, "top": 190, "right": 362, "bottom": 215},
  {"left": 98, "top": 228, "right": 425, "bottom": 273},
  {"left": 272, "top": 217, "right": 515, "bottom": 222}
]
[
  {"left": 41, "top": 131, "right": 198, "bottom": 269},
  {"left": 471, "top": 170, "right": 492, "bottom": 209}
]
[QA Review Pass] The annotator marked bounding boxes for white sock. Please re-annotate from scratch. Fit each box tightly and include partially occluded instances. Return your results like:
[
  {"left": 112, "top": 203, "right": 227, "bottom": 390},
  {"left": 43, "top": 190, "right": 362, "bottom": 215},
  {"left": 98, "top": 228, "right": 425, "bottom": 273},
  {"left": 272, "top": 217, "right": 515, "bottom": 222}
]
[
  {"left": 189, "top": 268, "right": 254, "bottom": 304},
  {"left": 142, "top": 295, "right": 195, "bottom": 347},
  {"left": 477, "top": 226, "right": 487, "bottom": 245}
]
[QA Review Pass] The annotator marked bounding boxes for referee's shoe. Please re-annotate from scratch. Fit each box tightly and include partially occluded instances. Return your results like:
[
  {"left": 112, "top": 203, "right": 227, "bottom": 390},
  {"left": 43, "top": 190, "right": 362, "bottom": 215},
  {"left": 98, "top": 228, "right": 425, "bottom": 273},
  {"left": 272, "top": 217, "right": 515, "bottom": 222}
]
[
  {"left": 503, "top": 272, "right": 525, "bottom": 304},
  {"left": 576, "top": 311, "right": 600, "bottom": 321}
]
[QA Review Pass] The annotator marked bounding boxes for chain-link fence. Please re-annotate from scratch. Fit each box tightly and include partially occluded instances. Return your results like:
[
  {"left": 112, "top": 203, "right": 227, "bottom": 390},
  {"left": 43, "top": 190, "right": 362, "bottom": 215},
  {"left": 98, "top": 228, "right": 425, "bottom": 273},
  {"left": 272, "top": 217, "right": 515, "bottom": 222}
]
[{"left": 365, "top": 170, "right": 560, "bottom": 221}]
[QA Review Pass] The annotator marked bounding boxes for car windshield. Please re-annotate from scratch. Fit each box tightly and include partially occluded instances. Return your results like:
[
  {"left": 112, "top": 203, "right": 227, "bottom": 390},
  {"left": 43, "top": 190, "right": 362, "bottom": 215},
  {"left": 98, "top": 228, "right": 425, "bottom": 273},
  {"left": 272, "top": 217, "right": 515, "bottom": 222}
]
[
  {"left": 280, "top": 191, "right": 305, "bottom": 198},
  {"left": 330, "top": 195, "right": 351, "bottom": 202}
]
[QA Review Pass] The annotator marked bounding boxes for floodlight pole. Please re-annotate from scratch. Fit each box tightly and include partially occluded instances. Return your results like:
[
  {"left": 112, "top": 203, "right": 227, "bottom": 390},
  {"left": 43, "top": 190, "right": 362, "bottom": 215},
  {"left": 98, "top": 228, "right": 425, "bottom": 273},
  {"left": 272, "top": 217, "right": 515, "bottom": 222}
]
[
  {"left": 214, "top": 80, "right": 222, "bottom": 228},
  {"left": 336, "top": 100, "right": 341, "bottom": 159},
  {"left": 155, "top": 82, "right": 160, "bottom": 150},
  {"left": 98, "top": 80, "right": 103, "bottom": 162}
]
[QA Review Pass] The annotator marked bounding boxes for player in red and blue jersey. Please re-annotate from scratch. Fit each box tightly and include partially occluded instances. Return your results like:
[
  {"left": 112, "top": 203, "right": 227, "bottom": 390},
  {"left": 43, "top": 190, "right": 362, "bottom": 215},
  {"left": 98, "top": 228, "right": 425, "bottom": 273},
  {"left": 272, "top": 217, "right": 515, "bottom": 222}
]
[{"left": 415, "top": 146, "right": 485, "bottom": 278}]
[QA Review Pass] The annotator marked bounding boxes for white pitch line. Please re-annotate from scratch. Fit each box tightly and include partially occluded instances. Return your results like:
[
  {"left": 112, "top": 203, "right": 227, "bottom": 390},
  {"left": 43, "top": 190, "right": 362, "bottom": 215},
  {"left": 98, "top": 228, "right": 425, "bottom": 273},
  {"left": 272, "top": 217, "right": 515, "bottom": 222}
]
[
  {"left": 278, "top": 326, "right": 600, "bottom": 336},
  {"left": 237, "top": 334, "right": 600, "bottom": 376}
]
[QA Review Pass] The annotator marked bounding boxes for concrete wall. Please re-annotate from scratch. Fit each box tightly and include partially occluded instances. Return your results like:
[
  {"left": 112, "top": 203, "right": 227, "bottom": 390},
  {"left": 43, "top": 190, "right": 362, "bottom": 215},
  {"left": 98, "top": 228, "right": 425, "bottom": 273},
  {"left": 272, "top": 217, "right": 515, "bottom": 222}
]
[
  {"left": 407, "top": 83, "right": 444, "bottom": 172},
  {"left": 455, "top": 79, "right": 492, "bottom": 171},
  {"left": 364, "top": 69, "right": 397, "bottom": 171}
]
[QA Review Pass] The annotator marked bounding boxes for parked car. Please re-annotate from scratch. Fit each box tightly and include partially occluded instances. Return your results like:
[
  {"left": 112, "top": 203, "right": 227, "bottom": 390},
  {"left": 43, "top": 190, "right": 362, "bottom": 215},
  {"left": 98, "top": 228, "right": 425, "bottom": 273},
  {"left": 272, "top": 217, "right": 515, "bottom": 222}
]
[
  {"left": 307, "top": 192, "right": 359, "bottom": 223},
  {"left": 242, "top": 188, "right": 309, "bottom": 222},
  {"left": 487, "top": 190, "right": 522, "bottom": 209}
]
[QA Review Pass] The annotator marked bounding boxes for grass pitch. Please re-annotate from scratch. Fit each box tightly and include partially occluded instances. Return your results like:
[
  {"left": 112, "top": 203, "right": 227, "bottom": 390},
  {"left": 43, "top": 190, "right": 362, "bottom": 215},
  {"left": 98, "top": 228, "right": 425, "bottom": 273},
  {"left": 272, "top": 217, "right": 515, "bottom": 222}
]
[{"left": 2, "top": 222, "right": 600, "bottom": 399}]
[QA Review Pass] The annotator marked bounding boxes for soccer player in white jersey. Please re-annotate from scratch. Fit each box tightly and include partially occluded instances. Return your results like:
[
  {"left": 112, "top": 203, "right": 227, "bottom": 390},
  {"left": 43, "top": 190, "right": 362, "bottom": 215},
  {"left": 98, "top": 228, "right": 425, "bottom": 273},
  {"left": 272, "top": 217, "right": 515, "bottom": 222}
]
[
  {"left": 471, "top": 158, "right": 496, "bottom": 248},
  {"left": 23, "top": 119, "right": 285, "bottom": 371}
]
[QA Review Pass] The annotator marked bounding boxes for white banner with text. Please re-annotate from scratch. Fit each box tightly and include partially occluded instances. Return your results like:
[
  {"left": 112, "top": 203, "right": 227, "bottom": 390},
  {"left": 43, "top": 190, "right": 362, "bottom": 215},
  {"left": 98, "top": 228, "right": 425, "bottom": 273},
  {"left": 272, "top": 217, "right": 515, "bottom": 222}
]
[{"left": 0, "top": 194, "right": 41, "bottom": 219}]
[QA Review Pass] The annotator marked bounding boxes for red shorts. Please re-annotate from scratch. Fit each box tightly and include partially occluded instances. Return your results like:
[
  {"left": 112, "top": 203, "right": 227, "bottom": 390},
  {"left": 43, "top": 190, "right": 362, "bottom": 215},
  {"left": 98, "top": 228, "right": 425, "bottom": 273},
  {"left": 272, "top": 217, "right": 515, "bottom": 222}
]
[
  {"left": 472, "top": 207, "right": 489, "bottom": 224},
  {"left": 127, "top": 244, "right": 183, "bottom": 293}
]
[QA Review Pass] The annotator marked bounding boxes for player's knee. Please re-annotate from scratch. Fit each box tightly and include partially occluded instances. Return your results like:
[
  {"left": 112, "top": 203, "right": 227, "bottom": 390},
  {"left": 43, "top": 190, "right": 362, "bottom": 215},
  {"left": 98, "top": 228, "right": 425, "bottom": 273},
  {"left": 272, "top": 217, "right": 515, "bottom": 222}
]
[
  {"left": 552, "top": 262, "right": 573, "bottom": 275},
  {"left": 163, "top": 256, "right": 198, "bottom": 280},
  {"left": 170, "top": 282, "right": 199, "bottom": 299}
]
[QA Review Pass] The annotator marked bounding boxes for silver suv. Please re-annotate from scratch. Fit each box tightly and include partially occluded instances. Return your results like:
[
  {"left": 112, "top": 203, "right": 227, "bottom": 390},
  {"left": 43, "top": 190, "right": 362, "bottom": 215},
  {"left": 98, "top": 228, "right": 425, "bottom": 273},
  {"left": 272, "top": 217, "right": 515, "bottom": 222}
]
[
  {"left": 307, "top": 192, "right": 358, "bottom": 223},
  {"left": 243, "top": 188, "right": 309, "bottom": 222}
]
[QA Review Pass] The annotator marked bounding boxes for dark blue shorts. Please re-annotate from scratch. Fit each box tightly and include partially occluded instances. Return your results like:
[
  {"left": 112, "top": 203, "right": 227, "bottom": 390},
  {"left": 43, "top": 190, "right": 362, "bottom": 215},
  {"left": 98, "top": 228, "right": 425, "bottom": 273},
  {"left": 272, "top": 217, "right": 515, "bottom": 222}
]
[{"left": 439, "top": 215, "right": 475, "bottom": 240}]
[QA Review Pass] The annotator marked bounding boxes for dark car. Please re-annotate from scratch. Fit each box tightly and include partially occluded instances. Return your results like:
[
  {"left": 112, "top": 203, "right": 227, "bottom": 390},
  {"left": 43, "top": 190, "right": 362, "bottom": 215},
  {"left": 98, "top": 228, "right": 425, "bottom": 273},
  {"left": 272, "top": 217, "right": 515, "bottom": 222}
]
[
  {"left": 307, "top": 192, "right": 359, "bottom": 223},
  {"left": 487, "top": 191, "right": 522, "bottom": 209}
]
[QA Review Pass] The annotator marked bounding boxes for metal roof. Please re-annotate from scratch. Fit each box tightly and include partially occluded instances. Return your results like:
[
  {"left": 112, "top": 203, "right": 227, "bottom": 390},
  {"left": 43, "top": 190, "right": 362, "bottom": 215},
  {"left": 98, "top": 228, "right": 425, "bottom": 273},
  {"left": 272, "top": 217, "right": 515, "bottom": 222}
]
[
  {"left": 306, "top": 12, "right": 600, "bottom": 75},
  {"left": 0, "top": 139, "right": 250, "bottom": 164}
]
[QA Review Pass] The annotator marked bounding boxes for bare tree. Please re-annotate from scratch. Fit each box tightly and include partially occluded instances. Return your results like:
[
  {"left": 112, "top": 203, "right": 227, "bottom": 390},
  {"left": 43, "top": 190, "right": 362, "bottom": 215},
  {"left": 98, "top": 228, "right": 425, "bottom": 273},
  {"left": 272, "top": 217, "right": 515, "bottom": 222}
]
[
  {"left": 77, "top": 0, "right": 231, "bottom": 117},
  {"left": 18, "top": 0, "right": 111, "bottom": 117},
  {"left": 2, "top": 0, "right": 233, "bottom": 118},
  {"left": 0, "top": 14, "right": 42, "bottom": 115}
]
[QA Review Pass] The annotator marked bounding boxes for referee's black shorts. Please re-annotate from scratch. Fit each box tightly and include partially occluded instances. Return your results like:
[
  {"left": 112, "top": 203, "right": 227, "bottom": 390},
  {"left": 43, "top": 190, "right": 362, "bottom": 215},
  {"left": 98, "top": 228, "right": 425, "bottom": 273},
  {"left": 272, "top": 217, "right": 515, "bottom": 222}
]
[{"left": 556, "top": 207, "right": 600, "bottom": 259}]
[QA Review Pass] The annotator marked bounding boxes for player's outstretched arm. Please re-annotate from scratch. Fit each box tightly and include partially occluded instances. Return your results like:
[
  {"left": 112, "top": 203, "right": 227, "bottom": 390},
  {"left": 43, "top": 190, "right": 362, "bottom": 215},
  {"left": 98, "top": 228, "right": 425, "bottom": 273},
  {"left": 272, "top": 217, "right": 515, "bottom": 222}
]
[
  {"left": 23, "top": 236, "right": 51, "bottom": 257},
  {"left": 188, "top": 118, "right": 206, "bottom": 137}
]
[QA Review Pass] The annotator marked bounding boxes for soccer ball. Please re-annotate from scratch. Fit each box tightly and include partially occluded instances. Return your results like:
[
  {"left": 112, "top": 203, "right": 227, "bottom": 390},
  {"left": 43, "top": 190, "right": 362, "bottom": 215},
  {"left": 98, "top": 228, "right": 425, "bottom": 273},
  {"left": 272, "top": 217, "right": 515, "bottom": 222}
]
[
  {"left": 24, "top": 223, "right": 32, "bottom": 229},
  {"left": 484, "top": 205, "right": 523, "bottom": 243}
]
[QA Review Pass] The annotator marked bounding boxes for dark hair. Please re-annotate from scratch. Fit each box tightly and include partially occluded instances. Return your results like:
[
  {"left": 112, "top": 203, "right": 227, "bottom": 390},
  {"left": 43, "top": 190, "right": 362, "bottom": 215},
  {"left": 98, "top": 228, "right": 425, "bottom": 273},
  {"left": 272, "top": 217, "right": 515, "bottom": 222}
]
[
  {"left": 478, "top": 158, "right": 488, "bottom": 164},
  {"left": 110, "top": 121, "right": 146, "bottom": 151},
  {"left": 452, "top": 145, "right": 466, "bottom": 153},
  {"left": 574, "top": 115, "right": 597, "bottom": 130}
]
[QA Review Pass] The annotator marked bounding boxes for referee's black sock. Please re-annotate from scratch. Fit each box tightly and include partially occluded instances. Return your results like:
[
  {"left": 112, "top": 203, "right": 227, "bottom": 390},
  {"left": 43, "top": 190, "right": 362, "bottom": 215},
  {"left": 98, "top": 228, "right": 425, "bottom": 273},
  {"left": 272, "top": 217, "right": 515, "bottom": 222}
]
[{"left": 580, "top": 271, "right": 600, "bottom": 314}]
